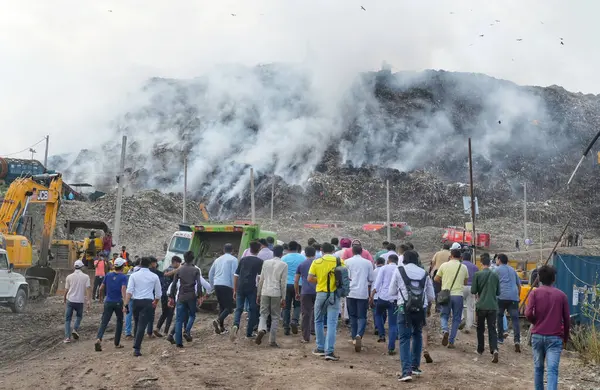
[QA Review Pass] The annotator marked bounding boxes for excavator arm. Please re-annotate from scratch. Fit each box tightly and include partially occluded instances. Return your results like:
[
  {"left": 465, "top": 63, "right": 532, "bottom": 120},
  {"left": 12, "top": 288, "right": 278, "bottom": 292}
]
[{"left": 199, "top": 203, "right": 210, "bottom": 222}]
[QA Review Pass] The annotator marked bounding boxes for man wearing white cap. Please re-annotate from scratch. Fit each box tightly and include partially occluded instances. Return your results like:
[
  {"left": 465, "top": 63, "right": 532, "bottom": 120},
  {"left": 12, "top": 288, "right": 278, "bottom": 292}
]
[{"left": 63, "top": 260, "right": 91, "bottom": 343}]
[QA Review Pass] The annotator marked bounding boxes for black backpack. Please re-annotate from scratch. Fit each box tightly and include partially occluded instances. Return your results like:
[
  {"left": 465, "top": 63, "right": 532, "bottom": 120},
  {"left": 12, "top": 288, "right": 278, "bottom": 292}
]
[{"left": 398, "top": 267, "right": 428, "bottom": 313}]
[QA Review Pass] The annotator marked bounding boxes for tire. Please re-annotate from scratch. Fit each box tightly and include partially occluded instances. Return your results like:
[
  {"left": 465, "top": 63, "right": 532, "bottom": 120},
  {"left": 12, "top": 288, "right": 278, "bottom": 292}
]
[{"left": 10, "top": 288, "right": 27, "bottom": 313}]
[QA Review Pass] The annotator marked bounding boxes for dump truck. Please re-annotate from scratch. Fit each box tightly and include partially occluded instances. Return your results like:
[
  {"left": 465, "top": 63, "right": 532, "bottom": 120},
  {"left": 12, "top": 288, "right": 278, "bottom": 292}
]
[
  {"left": 163, "top": 223, "right": 277, "bottom": 310},
  {"left": 0, "top": 248, "right": 29, "bottom": 313}
]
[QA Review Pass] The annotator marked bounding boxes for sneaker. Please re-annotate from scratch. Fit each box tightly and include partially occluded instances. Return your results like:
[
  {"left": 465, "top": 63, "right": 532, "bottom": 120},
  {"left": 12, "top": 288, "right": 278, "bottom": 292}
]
[
  {"left": 503, "top": 332, "right": 509, "bottom": 339},
  {"left": 230, "top": 325, "right": 239, "bottom": 342},
  {"left": 284, "top": 329, "right": 291, "bottom": 336},
  {"left": 63, "top": 338, "right": 71, "bottom": 344},
  {"left": 147, "top": 333, "right": 156, "bottom": 339},
  {"left": 245, "top": 333, "right": 257, "bottom": 340},
  {"left": 447, "top": 343, "right": 456, "bottom": 349},
  {"left": 176, "top": 344, "right": 184, "bottom": 349},
  {"left": 94, "top": 342, "right": 102, "bottom": 352},
  {"left": 324, "top": 353, "right": 339, "bottom": 361},
  {"left": 458, "top": 321, "right": 465, "bottom": 330},
  {"left": 125, "top": 335, "right": 133, "bottom": 340},
  {"left": 374, "top": 329, "right": 379, "bottom": 336},
  {"left": 387, "top": 350, "right": 396, "bottom": 356},
  {"left": 269, "top": 342, "right": 280, "bottom": 348},
  {"left": 354, "top": 335, "right": 362, "bottom": 352},
  {"left": 71, "top": 331, "right": 80, "bottom": 340},
  {"left": 184, "top": 333, "right": 193, "bottom": 342},
  {"left": 412, "top": 369, "right": 423, "bottom": 376},
  {"left": 441, "top": 331, "right": 449, "bottom": 346},
  {"left": 463, "top": 329, "right": 471, "bottom": 334},
  {"left": 398, "top": 375, "right": 412, "bottom": 382},
  {"left": 498, "top": 339, "right": 504, "bottom": 345},
  {"left": 423, "top": 350, "right": 433, "bottom": 363},
  {"left": 291, "top": 323, "right": 299, "bottom": 335},
  {"left": 153, "top": 330, "right": 164, "bottom": 338},
  {"left": 312, "top": 348, "right": 325, "bottom": 356},
  {"left": 492, "top": 350, "right": 499, "bottom": 363},
  {"left": 377, "top": 336, "right": 386, "bottom": 343},
  {"left": 300, "top": 339, "right": 310, "bottom": 344},
  {"left": 133, "top": 350, "right": 142, "bottom": 357},
  {"left": 514, "top": 343, "right": 521, "bottom": 353},
  {"left": 255, "top": 330, "right": 266, "bottom": 345},
  {"left": 220, "top": 329, "right": 229, "bottom": 335},
  {"left": 166, "top": 334, "right": 175, "bottom": 344},
  {"left": 212, "top": 319, "right": 222, "bottom": 335}
]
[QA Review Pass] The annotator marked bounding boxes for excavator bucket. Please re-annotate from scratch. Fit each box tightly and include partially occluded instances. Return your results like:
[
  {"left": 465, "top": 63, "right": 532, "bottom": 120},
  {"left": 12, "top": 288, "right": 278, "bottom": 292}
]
[{"left": 24, "top": 265, "right": 57, "bottom": 299}]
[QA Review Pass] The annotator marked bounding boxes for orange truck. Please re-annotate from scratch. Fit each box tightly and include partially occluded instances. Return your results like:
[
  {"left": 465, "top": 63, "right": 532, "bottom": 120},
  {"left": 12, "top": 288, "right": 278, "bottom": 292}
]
[{"left": 442, "top": 227, "right": 491, "bottom": 249}]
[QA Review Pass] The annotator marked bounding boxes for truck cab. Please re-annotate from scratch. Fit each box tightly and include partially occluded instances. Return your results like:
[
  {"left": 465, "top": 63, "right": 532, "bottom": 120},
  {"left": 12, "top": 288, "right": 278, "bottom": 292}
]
[
  {"left": 0, "top": 248, "right": 29, "bottom": 313},
  {"left": 162, "top": 223, "right": 277, "bottom": 273}
]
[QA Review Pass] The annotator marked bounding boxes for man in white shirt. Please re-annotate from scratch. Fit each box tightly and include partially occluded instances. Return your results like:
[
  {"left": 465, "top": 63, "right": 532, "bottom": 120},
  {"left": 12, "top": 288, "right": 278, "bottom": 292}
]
[
  {"left": 344, "top": 245, "right": 374, "bottom": 353},
  {"left": 369, "top": 254, "right": 400, "bottom": 354},
  {"left": 389, "top": 250, "right": 435, "bottom": 382},
  {"left": 124, "top": 257, "right": 161, "bottom": 357},
  {"left": 63, "top": 260, "right": 91, "bottom": 343},
  {"left": 256, "top": 245, "right": 288, "bottom": 347}
]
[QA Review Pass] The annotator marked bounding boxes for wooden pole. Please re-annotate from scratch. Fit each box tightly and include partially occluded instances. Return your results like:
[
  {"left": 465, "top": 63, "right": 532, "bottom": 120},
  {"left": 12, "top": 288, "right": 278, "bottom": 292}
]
[
  {"left": 250, "top": 168, "right": 255, "bottom": 224},
  {"left": 468, "top": 138, "right": 476, "bottom": 261},
  {"left": 386, "top": 179, "right": 391, "bottom": 242}
]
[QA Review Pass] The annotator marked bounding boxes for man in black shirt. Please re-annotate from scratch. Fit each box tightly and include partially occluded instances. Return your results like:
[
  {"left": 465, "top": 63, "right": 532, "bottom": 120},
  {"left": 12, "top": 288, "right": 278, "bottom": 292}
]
[
  {"left": 155, "top": 256, "right": 181, "bottom": 337},
  {"left": 169, "top": 251, "right": 202, "bottom": 348},
  {"left": 230, "top": 241, "right": 263, "bottom": 341}
]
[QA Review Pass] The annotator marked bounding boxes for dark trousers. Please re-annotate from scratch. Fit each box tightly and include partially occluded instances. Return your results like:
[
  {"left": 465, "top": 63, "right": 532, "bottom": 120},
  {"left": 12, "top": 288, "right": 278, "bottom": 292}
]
[
  {"left": 96, "top": 301, "right": 124, "bottom": 345},
  {"left": 132, "top": 299, "right": 154, "bottom": 352},
  {"left": 283, "top": 284, "right": 301, "bottom": 330},
  {"left": 477, "top": 309, "right": 498, "bottom": 354},
  {"left": 145, "top": 306, "right": 156, "bottom": 335},
  {"left": 93, "top": 276, "right": 104, "bottom": 299},
  {"left": 233, "top": 289, "right": 258, "bottom": 337},
  {"left": 157, "top": 295, "right": 174, "bottom": 334},
  {"left": 346, "top": 297, "right": 369, "bottom": 338},
  {"left": 497, "top": 299, "right": 521, "bottom": 343},
  {"left": 300, "top": 294, "right": 316, "bottom": 341},
  {"left": 215, "top": 285, "right": 235, "bottom": 327}
]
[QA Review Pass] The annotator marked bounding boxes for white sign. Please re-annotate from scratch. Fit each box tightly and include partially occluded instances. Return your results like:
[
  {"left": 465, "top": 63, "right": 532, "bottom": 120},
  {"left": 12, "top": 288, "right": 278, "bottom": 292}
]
[
  {"left": 572, "top": 286, "right": 579, "bottom": 306},
  {"left": 462, "top": 196, "right": 479, "bottom": 215}
]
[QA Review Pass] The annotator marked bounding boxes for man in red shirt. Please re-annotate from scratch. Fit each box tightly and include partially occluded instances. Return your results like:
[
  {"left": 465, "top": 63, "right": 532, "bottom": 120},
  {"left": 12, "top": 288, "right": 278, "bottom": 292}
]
[{"left": 525, "top": 265, "right": 570, "bottom": 390}]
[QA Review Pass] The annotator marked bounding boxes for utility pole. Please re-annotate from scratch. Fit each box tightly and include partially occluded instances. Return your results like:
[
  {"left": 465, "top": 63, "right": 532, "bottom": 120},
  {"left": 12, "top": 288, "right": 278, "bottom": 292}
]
[
  {"left": 540, "top": 213, "right": 543, "bottom": 262},
  {"left": 270, "top": 174, "right": 275, "bottom": 221},
  {"left": 113, "top": 135, "right": 127, "bottom": 246},
  {"left": 523, "top": 182, "right": 528, "bottom": 244},
  {"left": 29, "top": 148, "right": 36, "bottom": 161},
  {"left": 43, "top": 135, "right": 49, "bottom": 168},
  {"left": 183, "top": 153, "right": 188, "bottom": 223},
  {"left": 386, "top": 179, "right": 391, "bottom": 242},
  {"left": 250, "top": 167, "right": 255, "bottom": 224},
  {"left": 468, "top": 138, "right": 476, "bottom": 261}
]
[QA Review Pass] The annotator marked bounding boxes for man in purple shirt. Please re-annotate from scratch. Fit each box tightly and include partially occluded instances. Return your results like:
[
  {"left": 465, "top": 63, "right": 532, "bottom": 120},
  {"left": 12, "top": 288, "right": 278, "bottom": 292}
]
[
  {"left": 525, "top": 265, "right": 569, "bottom": 390},
  {"left": 460, "top": 252, "right": 479, "bottom": 333},
  {"left": 295, "top": 246, "right": 317, "bottom": 343}
]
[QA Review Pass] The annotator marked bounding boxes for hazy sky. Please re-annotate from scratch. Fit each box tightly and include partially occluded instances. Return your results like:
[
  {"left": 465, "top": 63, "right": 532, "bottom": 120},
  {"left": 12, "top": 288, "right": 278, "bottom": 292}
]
[{"left": 1, "top": 0, "right": 597, "bottom": 157}]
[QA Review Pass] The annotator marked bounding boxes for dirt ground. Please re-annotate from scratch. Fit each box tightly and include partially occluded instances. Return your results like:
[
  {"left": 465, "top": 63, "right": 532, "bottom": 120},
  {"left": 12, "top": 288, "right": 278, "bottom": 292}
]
[{"left": 0, "top": 297, "right": 598, "bottom": 390}]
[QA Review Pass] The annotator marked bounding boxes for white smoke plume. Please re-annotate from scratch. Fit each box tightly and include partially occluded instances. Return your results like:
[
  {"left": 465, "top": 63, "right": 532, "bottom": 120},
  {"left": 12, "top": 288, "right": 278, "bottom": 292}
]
[{"left": 1, "top": 0, "right": 598, "bottom": 205}]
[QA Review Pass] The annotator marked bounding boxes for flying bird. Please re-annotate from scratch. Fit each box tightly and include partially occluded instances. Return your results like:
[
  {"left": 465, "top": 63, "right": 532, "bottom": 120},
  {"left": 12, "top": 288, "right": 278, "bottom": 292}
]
[
  {"left": 361, "top": 6, "right": 366, "bottom": 10},
  {"left": 479, "top": 34, "right": 484, "bottom": 37},
  {"left": 516, "top": 38, "right": 523, "bottom": 41},
  {"left": 495, "top": 19, "right": 500, "bottom": 22},
  {"left": 450, "top": 11, "right": 454, "bottom": 14},
  {"left": 231, "top": 13, "right": 236, "bottom": 16},
  {"left": 108, "top": 9, "right": 112, "bottom": 12},
  {"left": 561, "top": 41, "right": 564, "bottom": 45}
]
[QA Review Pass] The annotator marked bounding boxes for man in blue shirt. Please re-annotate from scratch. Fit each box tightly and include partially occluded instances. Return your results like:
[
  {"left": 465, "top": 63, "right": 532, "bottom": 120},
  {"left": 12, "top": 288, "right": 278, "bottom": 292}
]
[
  {"left": 494, "top": 253, "right": 522, "bottom": 352},
  {"left": 295, "top": 246, "right": 317, "bottom": 343},
  {"left": 282, "top": 241, "right": 306, "bottom": 335},
  {"left": 95, "top": 258, "right": 128, "bottom": 351},
  {"left": 209, "top": 243, "right": 238, "bottom": 334}
]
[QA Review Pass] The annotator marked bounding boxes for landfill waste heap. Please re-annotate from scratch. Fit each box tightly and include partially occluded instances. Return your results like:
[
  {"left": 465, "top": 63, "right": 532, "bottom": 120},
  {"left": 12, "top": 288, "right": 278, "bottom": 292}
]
[{"left": 48, "top": 66, "right": 600, "bottom": 228}]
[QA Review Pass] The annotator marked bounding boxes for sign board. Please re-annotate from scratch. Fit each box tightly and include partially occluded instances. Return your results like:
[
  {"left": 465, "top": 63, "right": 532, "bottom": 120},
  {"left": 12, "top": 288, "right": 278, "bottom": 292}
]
[{"left": 462, "top": 196, "right": 479, "bottom": 215}]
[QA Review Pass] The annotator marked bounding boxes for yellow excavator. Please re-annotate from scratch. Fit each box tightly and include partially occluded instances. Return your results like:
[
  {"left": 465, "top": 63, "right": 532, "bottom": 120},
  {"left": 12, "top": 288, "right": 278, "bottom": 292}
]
[{"left": 0, "top": 174, "right": 63, "bottom": 298}]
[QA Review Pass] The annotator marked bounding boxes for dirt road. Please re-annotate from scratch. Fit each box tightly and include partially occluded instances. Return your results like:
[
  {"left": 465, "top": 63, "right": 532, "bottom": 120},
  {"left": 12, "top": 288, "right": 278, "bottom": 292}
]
[{"left": 0, "top": 299, "right": 597, "bottom": 390}]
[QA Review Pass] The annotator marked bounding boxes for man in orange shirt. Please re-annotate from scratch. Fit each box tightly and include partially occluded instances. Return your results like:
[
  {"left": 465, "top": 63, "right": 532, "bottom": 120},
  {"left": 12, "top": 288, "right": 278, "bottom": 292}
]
[{"left": 93, "top": 255, "right": 109, "bottom": 300}]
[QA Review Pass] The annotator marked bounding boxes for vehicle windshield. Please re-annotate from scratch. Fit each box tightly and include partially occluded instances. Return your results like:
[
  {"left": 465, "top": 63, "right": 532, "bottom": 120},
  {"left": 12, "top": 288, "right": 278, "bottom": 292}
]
[{"left": 168, "top": 236, "right": 191, "bottom": 254}]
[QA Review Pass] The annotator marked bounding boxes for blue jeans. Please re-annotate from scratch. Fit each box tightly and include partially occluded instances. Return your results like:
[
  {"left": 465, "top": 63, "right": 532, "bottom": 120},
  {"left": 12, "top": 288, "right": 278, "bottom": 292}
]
[
  {"left": 346, "top": 297, "right": 368, "bottom": 338},
  {"left": 314, "top": 292, "right": 341, "bottom": 354},
  {"left": 532, "top": 334, "right": 562, "bottom": 390},
  {"left": 398, "top": 310, "right": 425, "bottom": 377},
  {"left": 174, "top": 299, "right": 197, "bottom": 345},
  {"left": 125, "top": 300, "right": 133, "bottom": 336},
  {"left": 64, "top": 301, "right": 84, "bottom": 339},
  {"left": 440, "top": 295, "right": 463, "bottom": 344},
  {"left": 233, "top": 289, "right": 258, "bottom": 337},
  {"left": 498, "top": 300, "right": 520, "bottom": 343},
  {"left": 375, "top": 299, "right": 397, "bottom": 351}
]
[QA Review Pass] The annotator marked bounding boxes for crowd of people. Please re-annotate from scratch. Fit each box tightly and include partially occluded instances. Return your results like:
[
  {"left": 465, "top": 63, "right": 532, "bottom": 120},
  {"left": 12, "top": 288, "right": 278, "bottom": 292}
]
[{"left": 61, "top": 237, "right": 570, "bottom": 387}]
